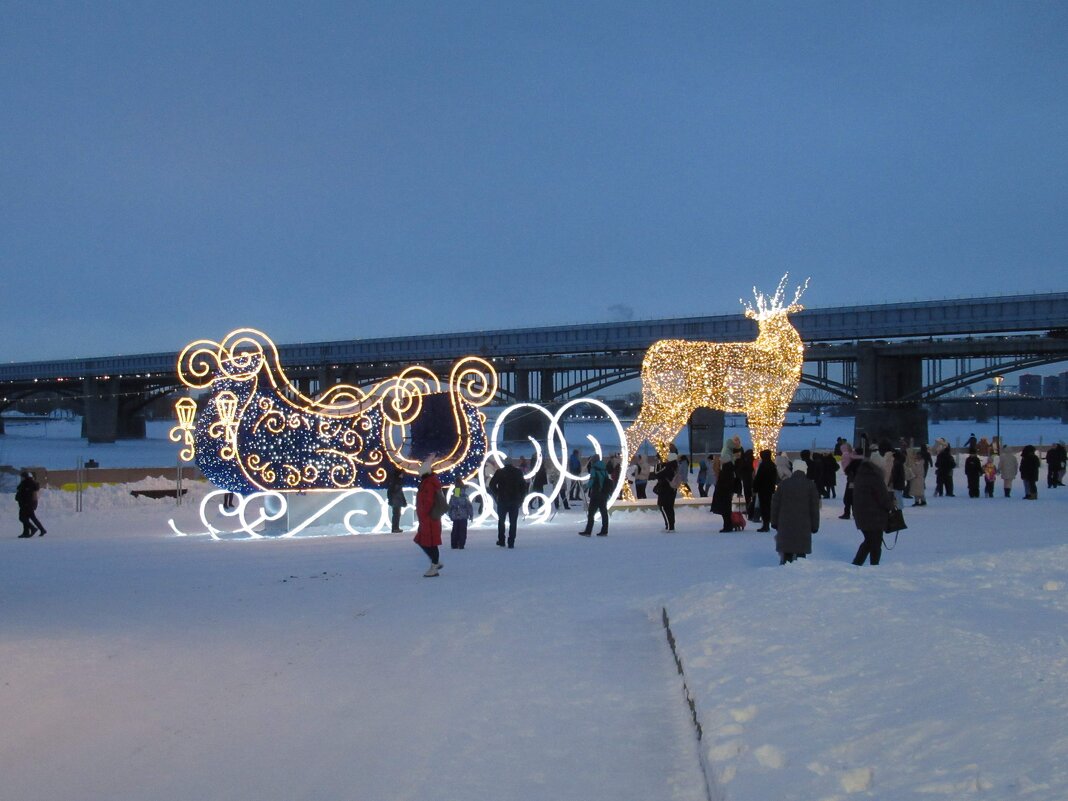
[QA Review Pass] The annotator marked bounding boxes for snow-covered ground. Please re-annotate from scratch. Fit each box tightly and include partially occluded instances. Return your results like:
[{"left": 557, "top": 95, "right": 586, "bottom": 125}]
[{"left": 1, "top": 418, "right": 1067, "bottom": 800}]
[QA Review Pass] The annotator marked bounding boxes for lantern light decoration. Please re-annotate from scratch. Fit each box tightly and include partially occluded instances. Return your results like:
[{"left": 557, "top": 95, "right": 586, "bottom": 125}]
[
  {"left": 168, "top": 397, "right": 198, "bottom": 462},
  {"left": 625, "top": 274, "right": 809, "bottom": 471}
]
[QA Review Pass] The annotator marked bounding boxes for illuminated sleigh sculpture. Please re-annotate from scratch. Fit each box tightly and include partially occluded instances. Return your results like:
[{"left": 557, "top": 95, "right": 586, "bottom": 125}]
[{"left": 168, "top": 329, "right": 496, "bottom": 538}]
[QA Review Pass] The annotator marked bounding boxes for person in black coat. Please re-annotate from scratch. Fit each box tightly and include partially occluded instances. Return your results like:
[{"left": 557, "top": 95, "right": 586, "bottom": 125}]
[
  {"left": 851, "top": 459, "right": 894, "bottom": 566},
  {"left": 807, "top": 452, "right": 827, "bottom": 498},
  {"left": 840, "top": 456, "right": 861, "bottom": 519},
  {"left": 822, "top": 453, "right": 839, "bottom": 498},
  {"left": 935, "top": 446, "right": 957, "bottom": 497},
  {"left": 16, "top": 470, "right": 46, "bottom": 538},
  {"left": 735, "top": 450, "right": 754, "bottom": 515},
  {"left": 710, "top": 460, "right": 738, "bottom": 532},
  {"left": 890, "top": 449, "right": 907, "bottom": 505},
  {"left": 964, "top": 448, "right": 982, "bottom": 498},
  {"left": 650, "top": 454, "right": 679, "bottom": 532},
  {"left": 770, "top": 463, "right": 821, "bottom": 564},
  {"left": 488, "top": 455, "right": 528, "bottom": 547},
  {"left": 1020, "top": 444, "right": 1041, "bottom": 500},
  {"left": 386, "top": 466, "right": 407, "bottom": 533},
  {"left": 752, "top": 450, "right": 779, "bottom": 533},
  {"left": 1046, "top": 442, "right": 1066, "bottom": 488}
]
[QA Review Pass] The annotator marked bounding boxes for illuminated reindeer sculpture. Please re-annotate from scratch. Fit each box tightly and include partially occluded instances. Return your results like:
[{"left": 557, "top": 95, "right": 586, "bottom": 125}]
[{"left": 625, "top": 276, "right": 808, "bottom": 469}]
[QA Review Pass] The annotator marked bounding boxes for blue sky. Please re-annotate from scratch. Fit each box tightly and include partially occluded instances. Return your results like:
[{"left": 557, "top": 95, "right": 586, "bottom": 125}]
[{"left": 2, "top": 2, "right": 1066, "bottom": 362}]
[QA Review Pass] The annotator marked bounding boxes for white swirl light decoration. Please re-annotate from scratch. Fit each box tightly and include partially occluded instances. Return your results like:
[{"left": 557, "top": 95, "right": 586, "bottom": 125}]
[
  {"left": 168, "top": 488, "right": 417, "bottom": 539},
  {"left": 168, "top": 489, "right": 284, "bottom": 540},
  {"left": 478, "top": 398, "right": 629, "bottom": 525},
  {"left": 553, "top": 397, "right": 629, "bottom": 509},
  {"left": 488, "top": 404, "right": 558, "bottom": 524}
]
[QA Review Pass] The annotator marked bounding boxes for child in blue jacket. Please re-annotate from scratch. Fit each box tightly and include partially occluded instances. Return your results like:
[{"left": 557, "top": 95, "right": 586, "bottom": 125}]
[{"left": 447, "top": 486, "right": 474, "bottom": 549}]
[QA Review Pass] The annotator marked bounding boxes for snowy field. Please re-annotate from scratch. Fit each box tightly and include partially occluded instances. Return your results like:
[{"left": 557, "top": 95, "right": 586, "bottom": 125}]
[{"left": 1, "top": 418, "right": 1067, "bottom": 800}]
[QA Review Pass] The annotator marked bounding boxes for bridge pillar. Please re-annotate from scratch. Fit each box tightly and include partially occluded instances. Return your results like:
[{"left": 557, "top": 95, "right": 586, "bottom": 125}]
[
  {"left": 539, "top": 370, "right": 555, "bottom": 403},
  {"left": 80, "top": 378, "right": 148, "bottom": 443},
  {"left": 117, "top": 405, "right": 146, "bottom": 439},
  {"left": 853, "top": 344, "right": 929, "bottom": 448},
  {"left": 514, "top": 369, "right": 530, "bottom": 402},
  {"left": 504, "top": 369, "right": 552, "bottom": 443},
  {"left": 82, "top": 377, "right": 120, "bottom": 443}
]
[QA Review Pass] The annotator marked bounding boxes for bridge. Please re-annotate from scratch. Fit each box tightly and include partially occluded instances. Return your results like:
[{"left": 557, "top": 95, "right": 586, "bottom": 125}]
[{"left": 1, "top": 291, "right": 1066, "bottom": 445}]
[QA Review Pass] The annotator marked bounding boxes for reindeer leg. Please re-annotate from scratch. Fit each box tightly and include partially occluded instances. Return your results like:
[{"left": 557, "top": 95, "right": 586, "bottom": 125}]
[
  {"left": 748, "top": 408, "right": 787, "bottom": 456},
  {"left": 622, "top": 416, "right": 651, "bottom": 500}
]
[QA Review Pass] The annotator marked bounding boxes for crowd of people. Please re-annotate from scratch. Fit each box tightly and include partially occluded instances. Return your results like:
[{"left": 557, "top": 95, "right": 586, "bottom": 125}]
[
  {"left": 401, "top": 433, "right": 1066, "bottom": 576},
  {"left": 15, "top": 436, "right": 1066, "bottom": 578}
]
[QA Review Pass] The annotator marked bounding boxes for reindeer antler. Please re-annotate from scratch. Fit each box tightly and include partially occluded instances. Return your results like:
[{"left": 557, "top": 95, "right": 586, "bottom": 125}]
[{"left": 741, "top": 273, "right": 810, "bottom": 318}]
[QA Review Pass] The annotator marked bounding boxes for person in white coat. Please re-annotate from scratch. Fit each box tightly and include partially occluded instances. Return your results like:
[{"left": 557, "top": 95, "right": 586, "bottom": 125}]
[{"left": 997, "top": 447, "right": 1019, "bottom": 497}]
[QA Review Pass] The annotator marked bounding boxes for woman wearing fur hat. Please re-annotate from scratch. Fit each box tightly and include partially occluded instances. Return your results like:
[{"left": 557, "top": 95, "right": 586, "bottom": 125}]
[{"left": 414, "top": 457, "right": 444, "bottom": 577}]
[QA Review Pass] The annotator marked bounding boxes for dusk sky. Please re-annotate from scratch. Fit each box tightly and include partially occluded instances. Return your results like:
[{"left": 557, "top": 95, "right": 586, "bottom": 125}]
[{"left": 3, "top": 2, "right": 1066, "bottom": 362}]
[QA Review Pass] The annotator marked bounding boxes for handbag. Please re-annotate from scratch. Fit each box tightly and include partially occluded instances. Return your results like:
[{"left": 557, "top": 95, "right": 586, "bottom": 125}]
[
  {"left": 883, "top": 506, "right": 907, "bottom": 550},
  {"left": 886, "top": 507, "right": 907, "bottom": 533}
]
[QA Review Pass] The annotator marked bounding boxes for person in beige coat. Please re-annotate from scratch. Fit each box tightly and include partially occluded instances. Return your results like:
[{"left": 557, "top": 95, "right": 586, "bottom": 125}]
[
  {"left": 997, "top": 447, "right": 1019, "bottom": 497},
  {"left": 907, "top": 448, "right": 927, "bottom": 506}
]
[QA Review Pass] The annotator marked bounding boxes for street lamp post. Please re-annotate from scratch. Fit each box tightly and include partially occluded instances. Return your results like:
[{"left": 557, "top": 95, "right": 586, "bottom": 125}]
[{"left": 994, "top": 375, "right": 1004, "bottom": 454}]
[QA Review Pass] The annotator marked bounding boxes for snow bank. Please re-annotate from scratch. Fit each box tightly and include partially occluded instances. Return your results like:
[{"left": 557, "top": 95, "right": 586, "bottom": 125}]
[{"left": 665, "top": 483, "right": 1068, "bottom": 799}]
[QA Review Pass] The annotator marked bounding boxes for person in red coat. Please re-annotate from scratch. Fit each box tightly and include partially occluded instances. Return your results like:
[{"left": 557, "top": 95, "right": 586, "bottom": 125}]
[{"left": 414, "top": 457, "right": 444, "bottom": 577}]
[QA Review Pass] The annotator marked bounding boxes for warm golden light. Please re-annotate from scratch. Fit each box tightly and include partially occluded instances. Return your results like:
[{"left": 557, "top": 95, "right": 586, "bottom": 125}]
[
  {"left": 625, "top": 275, "right": 808, "bottom": 486},
  {"left": 168, "top": 397, "right": 199, "bottom": 462}
]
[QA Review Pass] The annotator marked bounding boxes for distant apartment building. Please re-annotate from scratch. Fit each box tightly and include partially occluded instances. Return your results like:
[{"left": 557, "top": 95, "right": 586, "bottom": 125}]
[
  {"left": 1043, "top": 375, "right": 1061, "bottom": 397},
  {"left": 1014, "top": 373, "right": 1067, "bottom": 420},
  {"left": 1019, "top": 374, "right": 1043, "bottom": 397}
]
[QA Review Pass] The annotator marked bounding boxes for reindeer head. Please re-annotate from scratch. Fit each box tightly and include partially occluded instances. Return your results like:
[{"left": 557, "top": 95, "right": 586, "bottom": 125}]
[{"left": 742, "top": 274, "right": 809, "bottom": 321}]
